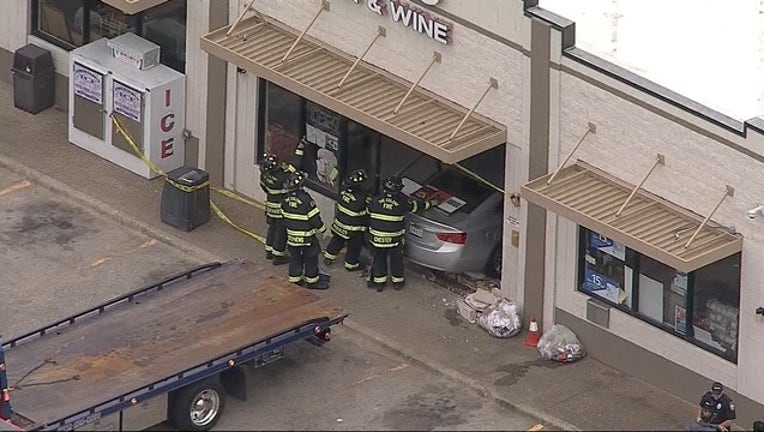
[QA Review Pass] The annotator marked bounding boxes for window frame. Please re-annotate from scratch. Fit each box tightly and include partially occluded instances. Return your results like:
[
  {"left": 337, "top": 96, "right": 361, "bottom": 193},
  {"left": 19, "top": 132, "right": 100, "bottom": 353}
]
[
  {"left": 576, "top": 226, "right": 739, "bottom": 363},
  {"left": 30, "top": 0, "right": 186, "bottom": 72}
]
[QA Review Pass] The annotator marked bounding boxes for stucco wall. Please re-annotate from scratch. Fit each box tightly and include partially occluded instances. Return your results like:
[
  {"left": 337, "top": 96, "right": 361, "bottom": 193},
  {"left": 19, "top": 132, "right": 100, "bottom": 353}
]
[
  {"left": 0, "top": 1, "right": 28, "bottom": 54},
  {"left": 545, "top": 49, "right": 764, "bottom": 405}
]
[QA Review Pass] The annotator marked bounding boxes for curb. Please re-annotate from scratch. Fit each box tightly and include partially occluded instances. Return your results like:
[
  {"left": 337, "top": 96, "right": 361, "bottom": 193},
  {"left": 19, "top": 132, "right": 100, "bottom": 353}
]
[
  {"left": 341, "top": 319, "right": 580, "bottom": 431},
  {"left": 0, "top": 154, "right": 579, "bottom": 431},
  {"left": 0, "top": 154, "right": 222, "bottom": 264}
]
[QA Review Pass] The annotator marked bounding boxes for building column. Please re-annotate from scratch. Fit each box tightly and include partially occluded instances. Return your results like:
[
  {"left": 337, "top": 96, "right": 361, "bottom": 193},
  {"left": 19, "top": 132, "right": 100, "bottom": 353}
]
[
  {"left": 521, "top": 18, "right": 551, "bottom": 328},
  {"left": 185, "top": 0, "right": 228, "bottom": 186}
]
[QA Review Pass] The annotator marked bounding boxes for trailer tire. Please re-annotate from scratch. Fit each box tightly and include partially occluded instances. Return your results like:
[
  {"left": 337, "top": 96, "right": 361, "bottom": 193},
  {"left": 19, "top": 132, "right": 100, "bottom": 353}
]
[{"left": 169, "top": 378, "right": 226, "bottom": 431}]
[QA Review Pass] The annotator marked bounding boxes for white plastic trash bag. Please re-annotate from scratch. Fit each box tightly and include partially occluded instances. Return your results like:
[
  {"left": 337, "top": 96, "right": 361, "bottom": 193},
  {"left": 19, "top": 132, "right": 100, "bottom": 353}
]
[
  {"left": 537, "top": 324, "right": 586, "bottom": 363},
  {"left": 476, "top": 299, "right": 522, "bottom": 338}
]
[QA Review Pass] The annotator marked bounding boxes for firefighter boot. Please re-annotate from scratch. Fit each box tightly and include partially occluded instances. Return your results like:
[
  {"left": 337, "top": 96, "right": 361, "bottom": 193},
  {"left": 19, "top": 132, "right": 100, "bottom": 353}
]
[
  {"left": 307, "top": 280, "right": 330, "bottom": 290},
  {"left": 272, "top": 255, "right": 290, "bottom": 266}
]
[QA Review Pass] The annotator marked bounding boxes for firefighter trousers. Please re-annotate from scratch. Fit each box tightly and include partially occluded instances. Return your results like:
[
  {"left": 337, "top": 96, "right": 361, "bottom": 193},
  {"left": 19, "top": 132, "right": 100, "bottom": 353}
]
[
  {"left": 324, "top": 231, "right": 364, "bottom": 270},
  {"left": 288, "top": 240, "right": 321, "bottom": 286},
  {"left": 265, "top": 216, "right": 287, "bottom": 256},
  {"left": 369, "top": 243, "right": 405, "bottom": 287}
]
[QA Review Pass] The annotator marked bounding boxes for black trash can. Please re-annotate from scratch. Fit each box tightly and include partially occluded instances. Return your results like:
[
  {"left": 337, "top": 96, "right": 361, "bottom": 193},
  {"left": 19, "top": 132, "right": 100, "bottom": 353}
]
[
  {"left": 11, "top": 44, "right": 54, "bottom": 114},
  {"left": 161, "top": 167, "right": 211, "bottom": 232}
]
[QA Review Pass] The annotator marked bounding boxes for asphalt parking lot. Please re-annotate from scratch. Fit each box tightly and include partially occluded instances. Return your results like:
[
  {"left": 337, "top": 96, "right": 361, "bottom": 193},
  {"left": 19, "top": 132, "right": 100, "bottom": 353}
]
[{"left": 0, "top": 166, "right": 207, "bottom": 339}]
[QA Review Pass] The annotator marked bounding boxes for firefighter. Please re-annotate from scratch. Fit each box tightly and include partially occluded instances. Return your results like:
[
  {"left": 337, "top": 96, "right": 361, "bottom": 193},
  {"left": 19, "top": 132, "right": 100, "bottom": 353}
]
[
  {"left": 323, "top": 169, "right": 370, "bottom": 271},
  {"left": 281, "top": 171, "right": 330, "bottom": 290},
  {"left": 367, "top": 176, "right": 436, "bottom": 292},
  {"left": 258, "top": 153, "right": 293, "bottom": 266}
]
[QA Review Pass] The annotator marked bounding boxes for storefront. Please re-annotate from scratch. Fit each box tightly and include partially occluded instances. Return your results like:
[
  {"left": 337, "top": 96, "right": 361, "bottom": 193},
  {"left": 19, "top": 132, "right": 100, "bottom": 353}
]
[
  {"left": 201, "top": 0, "right": 529, "bottom": 287},
  {"left": 522, "top": 8, "right": 764, "bottom": 423}
]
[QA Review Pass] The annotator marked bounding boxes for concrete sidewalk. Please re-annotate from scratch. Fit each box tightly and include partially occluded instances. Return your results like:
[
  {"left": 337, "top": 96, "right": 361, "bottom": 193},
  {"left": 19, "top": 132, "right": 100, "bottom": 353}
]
[{"left": 0, "top": 80, "right": 704, "bottom": 431}]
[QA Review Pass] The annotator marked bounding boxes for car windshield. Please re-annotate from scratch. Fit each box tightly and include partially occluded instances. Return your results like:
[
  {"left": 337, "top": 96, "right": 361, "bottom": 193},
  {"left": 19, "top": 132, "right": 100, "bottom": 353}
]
[{"left": 423, "top": 168, "right": 495, "bottom": 214}]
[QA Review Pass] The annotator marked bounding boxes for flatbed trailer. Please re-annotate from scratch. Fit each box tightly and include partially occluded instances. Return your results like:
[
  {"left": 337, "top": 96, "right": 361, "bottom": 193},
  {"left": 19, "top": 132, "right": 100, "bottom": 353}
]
[{"left": 0, "top": 260, "right": 347, "bottom": 431}]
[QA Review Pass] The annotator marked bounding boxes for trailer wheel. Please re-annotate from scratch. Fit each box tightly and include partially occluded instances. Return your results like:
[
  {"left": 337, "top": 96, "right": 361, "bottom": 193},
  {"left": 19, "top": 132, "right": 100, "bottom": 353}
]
[{"left": 169, "top": 378, "right": 226, "bottom": 431}]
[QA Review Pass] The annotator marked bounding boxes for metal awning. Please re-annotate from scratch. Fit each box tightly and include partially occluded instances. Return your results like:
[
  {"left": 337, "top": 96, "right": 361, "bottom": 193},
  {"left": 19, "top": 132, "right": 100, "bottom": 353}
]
[
  {"left": 101, "top": 0, "right": 167, "bottom": 15},
  {"left": 521, "top": 162, "right": 742, "bottom": 273},
  {"left": 201, "top": 15, "right": 507, "bottom": 164}
]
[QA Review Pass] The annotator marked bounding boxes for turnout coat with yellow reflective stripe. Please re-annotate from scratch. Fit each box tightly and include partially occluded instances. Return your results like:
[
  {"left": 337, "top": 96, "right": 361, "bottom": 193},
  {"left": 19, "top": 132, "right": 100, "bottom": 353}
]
[
  {"left": 260, "top": 164, "right": 296, "bottom": 219},
  {"left": 331, "top": 187, "right": 370, "bottom": 239},
  {"left": 281, "top": 189, "right": 326, "bottom": 247},
  {"left": 367, "top": 192, "right": 430, "bottom": 248}
]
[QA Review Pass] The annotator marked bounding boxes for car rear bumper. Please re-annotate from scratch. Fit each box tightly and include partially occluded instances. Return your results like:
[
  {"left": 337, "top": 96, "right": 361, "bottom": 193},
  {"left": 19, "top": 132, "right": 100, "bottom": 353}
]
[{"left": 404, "top": 237, "right": 470, "bottom": 272}]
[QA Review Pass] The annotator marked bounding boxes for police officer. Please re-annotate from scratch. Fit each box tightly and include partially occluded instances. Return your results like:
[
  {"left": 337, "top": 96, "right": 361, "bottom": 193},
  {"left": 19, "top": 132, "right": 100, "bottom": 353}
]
[
  {"left": 367, "top": 176, "right": 435, "bottom": 292},
  {"left": 281, "top": 171, "right": 329, "bottom": 290},
  {"left": 259, "top": 153, "right": 294, "bottom": 266},
  {"left": 323, "top": 169, "right": 370, "bottom": 271},
  {"left": 686, "top": 408, "right": 720, "bottom": 431},
  {"left": 698, "top": 382, "right": 736, "bottom": 431}
]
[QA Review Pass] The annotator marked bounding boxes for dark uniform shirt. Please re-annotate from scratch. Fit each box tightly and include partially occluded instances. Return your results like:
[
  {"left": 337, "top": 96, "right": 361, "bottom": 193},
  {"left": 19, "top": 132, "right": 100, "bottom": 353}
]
[
  {"left": 685, "top": 420, "right": 719, "bottom": 431},
  {"left": 331, "top": 187, "right": 370, "bottom": 239},
  {"left": 367, "top": 192, "right": 429, "bottom": 248},
  {"left": 260, "top": 164, "right": 296, "bottom": 219},
  {"left": 699, "top": 392, "right": 735, "bottom": 425},
  {"left": 281, "top": 189, "right": 326, "bottom": 247}
]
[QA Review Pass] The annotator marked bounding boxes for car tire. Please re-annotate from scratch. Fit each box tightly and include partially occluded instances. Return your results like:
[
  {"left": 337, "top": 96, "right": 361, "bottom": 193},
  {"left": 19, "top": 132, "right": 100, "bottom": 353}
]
[
  {"left": 485, "top": 245, "right": 502, "bottom": 279},
  {"left": 169, "top": 377, "right": 226, "bottom": 431}
]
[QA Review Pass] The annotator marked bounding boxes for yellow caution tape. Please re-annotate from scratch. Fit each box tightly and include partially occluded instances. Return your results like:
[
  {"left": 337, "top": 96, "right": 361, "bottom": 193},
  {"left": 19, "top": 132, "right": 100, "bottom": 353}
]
[
  {"left": 453, "top": 162, "right": 506, "bottom": 195},
  {"left": 110, "top": 115, "right": 267, "bottom": 244}
]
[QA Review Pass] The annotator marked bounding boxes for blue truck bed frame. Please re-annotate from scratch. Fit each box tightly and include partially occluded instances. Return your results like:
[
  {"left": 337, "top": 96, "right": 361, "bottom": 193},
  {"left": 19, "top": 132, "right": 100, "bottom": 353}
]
[{"left": 0, "top": 261, "right": 347, "bottom": 431}]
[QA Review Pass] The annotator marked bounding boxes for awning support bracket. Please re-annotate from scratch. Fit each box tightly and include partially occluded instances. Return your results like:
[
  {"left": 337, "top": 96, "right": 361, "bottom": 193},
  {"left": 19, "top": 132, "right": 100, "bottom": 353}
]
[
  {"left": 448, "top": 77, "right": 498, "bottom": 141},
  {"left": 282, "top": 0, "right": 330, "bottom": 63},
  {"left": 684, "top": 185, "right": 734, "bottom": 249},
  {"left": 338, "top": 26, "right": 386, "bottom": 89},
  {"left": 227, "top": 0, "right": 258, "bottom": 37},
  {"left": 546, "top": 122, "right": 597, "bottom": 185},
  {"left": 615, "top": 154, "right": 665, "bottom": 217},
  {"left": 393, "top": 52, "right": 441, "bottom": 114}
]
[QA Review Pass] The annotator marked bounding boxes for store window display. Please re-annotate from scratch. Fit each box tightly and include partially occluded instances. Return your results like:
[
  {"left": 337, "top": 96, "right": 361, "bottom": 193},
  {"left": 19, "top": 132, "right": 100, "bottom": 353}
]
[
  {"left": 32, "top": 0, "right": 187, "bottom": 72},
  {"left": 692, "top": 254, "right": 741, "bottom": 359},
  {"left": 577, "top": 227, "right": 741, "bottom": 361},
  {"left": 263, "top": 82, "right": 302, "bottom": 166}
]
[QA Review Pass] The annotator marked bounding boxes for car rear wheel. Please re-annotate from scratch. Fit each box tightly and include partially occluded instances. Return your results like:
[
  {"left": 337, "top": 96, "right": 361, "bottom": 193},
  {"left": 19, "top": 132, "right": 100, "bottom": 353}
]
[{"left": 485, "top": 245, "right": 502, "bottom": 279}]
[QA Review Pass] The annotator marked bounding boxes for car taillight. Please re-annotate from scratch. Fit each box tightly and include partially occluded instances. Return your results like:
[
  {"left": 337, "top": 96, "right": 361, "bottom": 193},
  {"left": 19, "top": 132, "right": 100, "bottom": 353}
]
[{"left": 436, "top": 232, "right": 467, "bottom": 244}]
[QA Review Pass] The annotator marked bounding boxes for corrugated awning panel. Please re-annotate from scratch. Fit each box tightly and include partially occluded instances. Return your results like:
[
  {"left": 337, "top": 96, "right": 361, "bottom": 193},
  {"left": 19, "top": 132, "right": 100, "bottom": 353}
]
[
  {"left": 101, "top": 0, "right": 168, "bottom": 15},
  {"left": 521, "top": 162, "right": 742, "bottom": 273},
  {"left": 201, "top": 16, "right": 507, "bottom": 164}
]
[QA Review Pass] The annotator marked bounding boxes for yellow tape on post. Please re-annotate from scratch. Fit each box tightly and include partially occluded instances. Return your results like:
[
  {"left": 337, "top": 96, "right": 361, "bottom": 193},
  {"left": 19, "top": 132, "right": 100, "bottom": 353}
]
[{"left": 110, "top": 115, "right": 268, "bottom": 245}]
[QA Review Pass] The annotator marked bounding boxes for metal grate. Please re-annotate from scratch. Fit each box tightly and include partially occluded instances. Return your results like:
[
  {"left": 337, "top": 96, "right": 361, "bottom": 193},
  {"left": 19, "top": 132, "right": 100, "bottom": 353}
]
[
  {"left": 201, "top": 15, "right": 507, "bottom": 164},
  {"left": 521, "top": 161, "right": 743, "bottom": 273}
]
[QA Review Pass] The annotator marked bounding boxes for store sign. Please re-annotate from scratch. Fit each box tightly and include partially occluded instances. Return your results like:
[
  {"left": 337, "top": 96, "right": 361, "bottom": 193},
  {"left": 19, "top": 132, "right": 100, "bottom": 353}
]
[
  {"left": 583, "top": 267, "right": 622, "bottom": 304},
  {"left": 73, "top": 63, "right": 103, "bottom": 104},
  {"left": 590, "top": 232, "right": 625, "bottom": 260},
  {"left": 352, "top": 0, "right": 451, "bottom": 45},
  {"left": 159, "top": 88, "right": 177, "bottom": 159},
  {"left": 113, "top": 81, "right": 142, "bottom": 122}
]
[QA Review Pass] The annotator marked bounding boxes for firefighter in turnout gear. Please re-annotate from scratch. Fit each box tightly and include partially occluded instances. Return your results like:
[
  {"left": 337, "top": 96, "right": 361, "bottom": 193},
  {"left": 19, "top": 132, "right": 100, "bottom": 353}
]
[
  {"left": 281, "top": 171, "right": 330, "bottom": 290},
  {"left": 259, "top": 153, "right": 295, "bottom": 266},
  {"left": 367, "top": 176, "right": 435, "bottom": 292},
  {"left": 323, "top": 169, "right": 370, "bottom": 271}
]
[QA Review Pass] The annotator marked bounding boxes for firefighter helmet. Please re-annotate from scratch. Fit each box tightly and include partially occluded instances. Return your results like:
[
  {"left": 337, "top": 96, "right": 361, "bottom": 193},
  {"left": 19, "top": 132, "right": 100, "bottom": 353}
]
[
  {"left": 260, "top": 154, "right": 279, "bottom": 172},
  {"left": 382, "top": 176, "right": 404, "bottom": 194},
  {"left": 285, "top": 171, "right": 307, "bottom": 191},
  {"left": 343, "top": 169, "right": 368, "bottom": 187}
]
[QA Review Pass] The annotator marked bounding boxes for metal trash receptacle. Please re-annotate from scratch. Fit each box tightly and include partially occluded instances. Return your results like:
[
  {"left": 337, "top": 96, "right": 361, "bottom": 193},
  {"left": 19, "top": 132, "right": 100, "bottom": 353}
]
[
  {"left": 11, "top": 44, "right": 54, "bottom": 114},
  {"left": 160, "top": 167, "right": 211, "bottom": 232}
]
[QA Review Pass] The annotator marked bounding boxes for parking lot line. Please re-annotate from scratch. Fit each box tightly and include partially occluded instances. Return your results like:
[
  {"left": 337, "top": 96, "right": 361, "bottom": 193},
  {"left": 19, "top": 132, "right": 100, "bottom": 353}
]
[{"left": 0, "top": 180, "right": 31, "bottom": 198}]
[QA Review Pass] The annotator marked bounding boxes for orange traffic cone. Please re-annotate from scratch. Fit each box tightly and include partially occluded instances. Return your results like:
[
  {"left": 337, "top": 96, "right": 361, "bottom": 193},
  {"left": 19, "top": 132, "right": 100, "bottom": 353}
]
[{"left": 524, "top": 314, "right": 541, "bottom": 347}]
